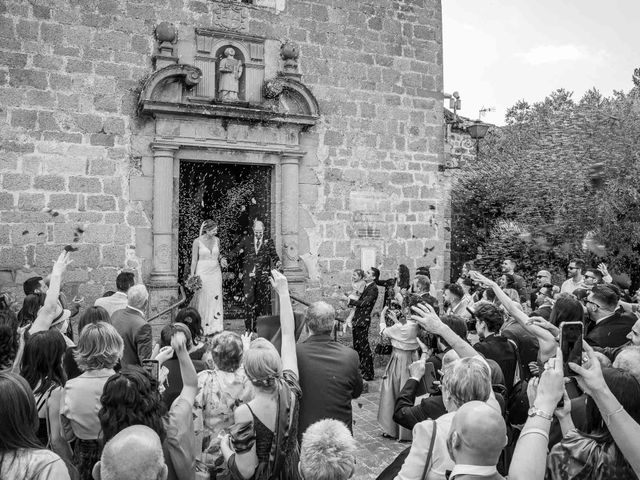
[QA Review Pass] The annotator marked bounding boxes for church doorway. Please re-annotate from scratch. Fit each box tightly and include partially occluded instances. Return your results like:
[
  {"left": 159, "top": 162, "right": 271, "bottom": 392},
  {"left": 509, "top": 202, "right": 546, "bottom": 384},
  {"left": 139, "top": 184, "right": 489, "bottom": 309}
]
[{"left": 178, "top": 161, "right": 273, "bottom": 320}]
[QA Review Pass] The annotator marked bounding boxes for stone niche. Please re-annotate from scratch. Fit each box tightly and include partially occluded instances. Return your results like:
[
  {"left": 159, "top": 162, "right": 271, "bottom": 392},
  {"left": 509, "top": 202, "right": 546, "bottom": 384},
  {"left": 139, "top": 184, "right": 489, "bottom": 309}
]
[{"left": 138, "top": 25, "right": 319, "bottom": 325}]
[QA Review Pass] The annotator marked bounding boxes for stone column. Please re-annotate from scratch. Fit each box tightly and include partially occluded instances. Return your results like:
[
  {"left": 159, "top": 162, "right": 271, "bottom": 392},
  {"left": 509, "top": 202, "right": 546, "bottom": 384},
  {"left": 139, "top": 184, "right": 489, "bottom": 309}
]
[
  {"left": 150, "top": 143, "right": 179, "bottom": 286},
  {"left": 280, "top": 154, "right": 305, "bottom": 283}
]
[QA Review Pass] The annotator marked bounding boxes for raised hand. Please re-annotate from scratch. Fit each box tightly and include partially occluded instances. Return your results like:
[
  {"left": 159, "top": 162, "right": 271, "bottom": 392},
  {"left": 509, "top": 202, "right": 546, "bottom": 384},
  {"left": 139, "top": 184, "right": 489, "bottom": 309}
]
[
  {"left": 241, "top": 331, "right": 252, "bottom": 351},
  {"left": 569, "top": 341, "right": 607, "bottom": 397},
  {"left": 269, "top": 269, "right": 289, "bottom": 295},
  {"left": 416, "top": 337, "right": 433, "bottom": 359},
  {"left": 52, "top": 250, "right": 72, "bottom": 275},
  {"left": 554, "top": 390, "right": 572, "bottom": 419},
  {"left": 409, "top": 359, "right": 426, "bottom": 380},
  {"left": 469, "top": 270, "right": 495, "bottom": 288},
  {"left": 597, "top": 263, "right": 609, "bottom": 276},
  {"left": 534, "top": 347, "right": 565, "bottom": 413},
  {"left": 171, "top": 331, "right": 188, "bottom": 354},
  {"left": 410, "top": 303, "right": 444, "bottom": 335},
  {"left": 155, "top": 346, "right": 175, "bottom": 365}
]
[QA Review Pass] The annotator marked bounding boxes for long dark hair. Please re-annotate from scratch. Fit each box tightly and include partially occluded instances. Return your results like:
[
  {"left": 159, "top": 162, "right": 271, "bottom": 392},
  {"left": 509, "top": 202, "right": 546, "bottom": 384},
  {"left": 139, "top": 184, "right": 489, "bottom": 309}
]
[
  {"left": 0, "top": 373, "right": 42, "bottom": 455},
  {"left": 175, "top": 307, "right": 204, "bottom": 344},
  {"left": 584, "top": 368, "right": 640, "bottom": 438},
  {"left": 20, "top": 330, "right": 67, "bottom": 396},
  {"left": 77, "top": 306, "right": 110, "bottom": 335},
  {"left": 17, "top": 293, "right": 46, "bottom": 328},
  {"left": 398, "top": 264, "right": 411, "bottom": 290},
  {"left": 0, "top": 310, "right": 19, "bottom": 370},
  {"left": 549, "top": 295, "right": 584, "bottom": 327},
  {"left": 98, "top": 366, "right": 167, "bottom": 443}
]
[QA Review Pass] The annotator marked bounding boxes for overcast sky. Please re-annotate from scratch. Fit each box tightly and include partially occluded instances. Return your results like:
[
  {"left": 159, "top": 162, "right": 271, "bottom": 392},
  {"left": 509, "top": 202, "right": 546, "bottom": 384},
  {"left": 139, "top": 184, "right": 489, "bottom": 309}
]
[{"left": 442, "top": 0, "right": 640, "bottom": 125}]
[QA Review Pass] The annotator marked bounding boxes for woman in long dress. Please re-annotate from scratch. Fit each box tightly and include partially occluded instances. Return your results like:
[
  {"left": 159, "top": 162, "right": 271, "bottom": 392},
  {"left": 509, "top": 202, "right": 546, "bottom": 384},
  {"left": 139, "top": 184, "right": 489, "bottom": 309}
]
[
  {"left": 190, "top": 219, "right": 226, "bottom": 335},
  {"left": 377, "top": 294, "right": 420, "bottom": 441}
]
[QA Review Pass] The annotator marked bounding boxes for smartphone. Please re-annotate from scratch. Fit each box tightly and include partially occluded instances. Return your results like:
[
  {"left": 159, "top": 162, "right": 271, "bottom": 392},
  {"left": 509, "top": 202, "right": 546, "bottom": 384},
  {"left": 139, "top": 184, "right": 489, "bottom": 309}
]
[
  {"left": 559, "top": 321, "right": 583, "bottom": 376},
  {"left": 422, "top": 362, "right": 439, "bottom": 394},
  {"left": 142, "top": 359, "right": 160, "bottom": 382}
]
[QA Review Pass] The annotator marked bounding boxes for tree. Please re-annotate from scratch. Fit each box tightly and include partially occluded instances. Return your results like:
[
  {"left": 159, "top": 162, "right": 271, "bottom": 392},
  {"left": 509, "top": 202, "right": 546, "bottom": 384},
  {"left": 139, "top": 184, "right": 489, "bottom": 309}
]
[{"left": 451, "top": 72, "right": 640, "bottom": 289}]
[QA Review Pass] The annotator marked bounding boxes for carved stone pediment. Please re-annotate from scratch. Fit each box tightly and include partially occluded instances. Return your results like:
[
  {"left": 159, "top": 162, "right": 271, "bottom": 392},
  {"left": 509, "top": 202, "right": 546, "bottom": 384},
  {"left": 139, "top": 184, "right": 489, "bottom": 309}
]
[
  {"left": 137, "top": 64, "right": 202, "bottom": 113},
  {"left": 138, "top": 28, "right": 319, "bottom": 127}
]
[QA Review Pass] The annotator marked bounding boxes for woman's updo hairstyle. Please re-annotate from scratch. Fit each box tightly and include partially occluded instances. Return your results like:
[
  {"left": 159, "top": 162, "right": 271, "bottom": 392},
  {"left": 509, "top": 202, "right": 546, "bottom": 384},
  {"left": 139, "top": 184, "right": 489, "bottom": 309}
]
[
  {"left": 98, "top": 366, "right": 167, "bottom": 443},
  {"left": 210, "top": 331, "right": 243, "bottom": 372},
  {"left": 243, "top": 337, "right": 282, "bottom": 391}
]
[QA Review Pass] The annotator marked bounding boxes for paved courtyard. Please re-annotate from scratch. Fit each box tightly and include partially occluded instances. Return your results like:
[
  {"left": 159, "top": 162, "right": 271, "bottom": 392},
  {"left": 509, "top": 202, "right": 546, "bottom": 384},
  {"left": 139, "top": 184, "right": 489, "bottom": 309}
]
[{"left": 351, "top": 378, "right": 408, "bottom": 480}]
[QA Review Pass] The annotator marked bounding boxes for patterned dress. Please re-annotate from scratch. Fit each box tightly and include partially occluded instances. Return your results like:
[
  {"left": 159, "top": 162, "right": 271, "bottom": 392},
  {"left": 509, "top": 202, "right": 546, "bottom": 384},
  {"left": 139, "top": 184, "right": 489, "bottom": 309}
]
[{"left": 193, "top": 367, "right": 254, "bottom": 476}]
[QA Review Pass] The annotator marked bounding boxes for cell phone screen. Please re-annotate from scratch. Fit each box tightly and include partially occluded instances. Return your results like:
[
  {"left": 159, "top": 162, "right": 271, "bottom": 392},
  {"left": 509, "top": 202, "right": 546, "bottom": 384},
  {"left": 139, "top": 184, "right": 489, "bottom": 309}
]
[{"left": 560, "top": 322, "right": 583, "bottom": 376}]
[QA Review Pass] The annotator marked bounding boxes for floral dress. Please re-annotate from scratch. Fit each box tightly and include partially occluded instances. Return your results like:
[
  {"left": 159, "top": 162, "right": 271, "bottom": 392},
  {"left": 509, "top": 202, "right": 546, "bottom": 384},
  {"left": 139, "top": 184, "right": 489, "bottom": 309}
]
[{"left": 193, "top": 366, "right": 254, "bottom": 475}]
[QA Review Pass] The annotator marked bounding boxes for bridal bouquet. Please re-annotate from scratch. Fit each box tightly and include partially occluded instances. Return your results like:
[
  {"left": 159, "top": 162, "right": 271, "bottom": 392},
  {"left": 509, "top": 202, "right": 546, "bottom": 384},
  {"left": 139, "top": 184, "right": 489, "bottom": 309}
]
[{"left": 185, "top": 275, "right": 202, "bottom": 292}]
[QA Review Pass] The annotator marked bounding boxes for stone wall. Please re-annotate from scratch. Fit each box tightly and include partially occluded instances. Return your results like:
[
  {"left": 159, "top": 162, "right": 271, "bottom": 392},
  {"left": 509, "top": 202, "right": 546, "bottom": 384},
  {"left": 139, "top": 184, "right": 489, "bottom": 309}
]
[{"left": 0, "top": 0, "right": 447, "bottom": 309}]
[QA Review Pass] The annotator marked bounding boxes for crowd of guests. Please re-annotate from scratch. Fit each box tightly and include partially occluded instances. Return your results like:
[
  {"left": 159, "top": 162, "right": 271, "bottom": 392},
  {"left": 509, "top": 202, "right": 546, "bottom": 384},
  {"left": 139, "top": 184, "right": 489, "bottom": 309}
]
[{"left": 2, "top": 249, "right": 640, "bottom": 480}]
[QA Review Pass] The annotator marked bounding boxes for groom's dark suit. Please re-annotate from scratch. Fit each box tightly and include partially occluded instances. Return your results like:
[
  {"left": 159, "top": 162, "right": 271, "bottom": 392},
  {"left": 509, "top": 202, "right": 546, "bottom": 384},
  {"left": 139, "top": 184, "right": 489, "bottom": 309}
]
[{"left": 235, "top": 235, "right": 281, "bottom": 331}]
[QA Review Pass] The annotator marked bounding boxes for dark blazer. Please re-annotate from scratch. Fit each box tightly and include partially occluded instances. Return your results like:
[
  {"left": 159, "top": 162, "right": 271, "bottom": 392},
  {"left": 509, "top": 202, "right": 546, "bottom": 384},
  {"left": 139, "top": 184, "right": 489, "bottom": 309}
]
[
  {"left": 393, "top": 378, "right": 447, "bottom": 430},
  {"left": 235, "top": 235, "right": 280, "bottom": 294},
  {"left": 296, "top": 333, "right": 363, "bottom": 440},
  {"left": 585, "top": 309, "right": 636, "bottom": 348},
  {"left": 111, "top": 306, "right": 153, "bottom": 367},
  {"left": 348, "top": 281, "right": 378, "bottom": 328},
  {"left": 474, "top": 334, "right": 517, "bottom": 391}
]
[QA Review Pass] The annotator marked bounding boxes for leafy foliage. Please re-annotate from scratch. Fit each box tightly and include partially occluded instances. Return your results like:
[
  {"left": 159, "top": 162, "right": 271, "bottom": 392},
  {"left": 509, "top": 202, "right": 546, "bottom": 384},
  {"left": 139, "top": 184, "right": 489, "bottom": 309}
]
[{"left": 451, "top": 78, "right": 640, "bottom": 287}]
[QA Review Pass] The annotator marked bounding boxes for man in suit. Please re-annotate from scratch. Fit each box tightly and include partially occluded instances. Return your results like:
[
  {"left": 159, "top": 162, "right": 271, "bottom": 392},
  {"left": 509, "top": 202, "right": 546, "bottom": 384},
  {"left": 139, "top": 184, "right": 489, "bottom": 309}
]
[
  {"left": 296, "top": 301, "right": 362, "bottom": 440},
  {"left": 414, "top": 274, "right": 440, "bottom": 314},
  {"left": 348, "top": 267, "right": 378, "bottom": 381},
  {"left": 95, "top": 271, "right": 135, "bottom": 317},
  {"left": 447, "top": 401, "right": 507, "bottom": 480},
  {"left": 235, "top": 220, "right": 281, "bottom": 332},
  {"left": 585, "top": 284, "right": 636, "bottom": 348},
  {"left": 111, "top": 284, "right": 153, "bottom": 367},
  {"left": 472, "top": 304, "right": 517, "bottom": 392}
]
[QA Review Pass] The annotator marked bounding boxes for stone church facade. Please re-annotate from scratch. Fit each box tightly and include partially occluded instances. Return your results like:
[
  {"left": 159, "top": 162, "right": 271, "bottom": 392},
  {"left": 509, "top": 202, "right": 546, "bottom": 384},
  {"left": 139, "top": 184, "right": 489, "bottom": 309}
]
[{"left": 1, "top": 0, "right": 448, "bottom": 322}]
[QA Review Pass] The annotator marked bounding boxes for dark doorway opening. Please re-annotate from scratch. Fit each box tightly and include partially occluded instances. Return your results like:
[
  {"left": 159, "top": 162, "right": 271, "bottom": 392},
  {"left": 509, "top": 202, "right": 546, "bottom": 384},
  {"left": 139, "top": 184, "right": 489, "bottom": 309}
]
[{"left": 178, "top": 161, "right": 272, "bottom": 320}]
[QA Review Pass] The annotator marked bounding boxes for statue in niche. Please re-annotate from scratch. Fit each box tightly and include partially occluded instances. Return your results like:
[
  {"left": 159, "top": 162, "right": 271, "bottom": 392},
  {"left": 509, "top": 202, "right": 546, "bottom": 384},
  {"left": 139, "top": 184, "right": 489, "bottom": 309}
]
[{"left": 218, "top": 47, "right": 243, "bottom": 101}]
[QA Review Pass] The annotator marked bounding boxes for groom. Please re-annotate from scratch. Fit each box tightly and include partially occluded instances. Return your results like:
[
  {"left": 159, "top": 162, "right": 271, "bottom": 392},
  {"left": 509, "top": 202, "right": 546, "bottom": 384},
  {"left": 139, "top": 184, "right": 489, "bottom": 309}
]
[{"left": 236, "top": 220, "right": 282, "bottom": 332}]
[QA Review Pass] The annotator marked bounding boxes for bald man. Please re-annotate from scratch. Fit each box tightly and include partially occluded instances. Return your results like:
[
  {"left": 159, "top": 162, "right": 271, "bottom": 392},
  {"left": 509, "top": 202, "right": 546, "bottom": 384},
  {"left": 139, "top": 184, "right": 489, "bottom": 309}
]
[
  {"left": 447, "top": 401, "right": 507, "bottom": 480},
  {"left": 296, "top": 301, "right": 362, "bottom": 440},
  {"left": 92, "top": 425, "right": 167, "bottom": 480},
  {"left": 234, "top": 219, "right": 282, "bottom": 332}
]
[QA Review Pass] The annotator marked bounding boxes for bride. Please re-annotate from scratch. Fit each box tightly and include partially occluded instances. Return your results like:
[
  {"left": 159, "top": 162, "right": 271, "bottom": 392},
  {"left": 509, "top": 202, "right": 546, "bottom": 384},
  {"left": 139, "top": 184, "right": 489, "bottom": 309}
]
[{"left": 190, "top": 219, "right": 227, "bottom": 335}]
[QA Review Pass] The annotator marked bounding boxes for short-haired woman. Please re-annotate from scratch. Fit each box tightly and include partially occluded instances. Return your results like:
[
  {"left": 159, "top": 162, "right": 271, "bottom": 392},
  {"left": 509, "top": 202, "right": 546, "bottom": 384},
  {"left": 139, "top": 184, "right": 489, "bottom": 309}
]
[
  {"left": 221, "top": 270, "right": 300, "bottom": 480},
  {"left": 60, "top": 321, "right": 123, "bottom": 480},
  {"left": 63, "top": 305, "right": 111, "bottom": 380},
  {"left": 20, "top": 329, "right": 73, "bottom": 464},
  {"left": 193, "top": 331, "right": 254, "bottom": 477},
  {"left": 377, "top": 294, "right": 420, "bottom": 441},
  {"left": 0, "top": 372, "right": 71, "bottom": 480}
]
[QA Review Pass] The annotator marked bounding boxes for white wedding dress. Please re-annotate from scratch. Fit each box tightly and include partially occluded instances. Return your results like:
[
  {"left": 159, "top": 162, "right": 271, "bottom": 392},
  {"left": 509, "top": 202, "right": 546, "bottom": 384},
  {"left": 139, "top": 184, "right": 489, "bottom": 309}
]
[{"left": 191, "top": 239, "right": 224, "bottom": 335}]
